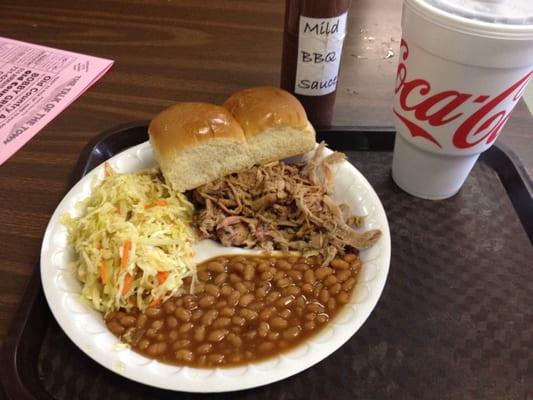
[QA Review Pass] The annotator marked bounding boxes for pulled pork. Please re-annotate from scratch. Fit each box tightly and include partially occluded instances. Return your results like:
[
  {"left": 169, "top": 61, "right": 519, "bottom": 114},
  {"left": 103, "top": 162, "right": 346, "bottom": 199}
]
[{"left": 190, "top": 143, "right": 382, "bottom": 265}]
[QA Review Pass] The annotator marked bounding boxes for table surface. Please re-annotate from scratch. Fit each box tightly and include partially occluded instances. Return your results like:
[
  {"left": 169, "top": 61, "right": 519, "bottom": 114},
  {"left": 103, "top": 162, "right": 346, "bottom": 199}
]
[{"left": 0, "top": 0, "right": 531, "bottom": 348}]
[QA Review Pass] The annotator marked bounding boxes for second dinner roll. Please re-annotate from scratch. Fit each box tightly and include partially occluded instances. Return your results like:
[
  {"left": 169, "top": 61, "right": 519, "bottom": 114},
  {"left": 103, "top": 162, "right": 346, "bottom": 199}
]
[
  {"left": 148, "top": 102, "right": 252, "bottom": 192},
  {"left": 223, "top": 86, "right": 316, "bottom": 165}
]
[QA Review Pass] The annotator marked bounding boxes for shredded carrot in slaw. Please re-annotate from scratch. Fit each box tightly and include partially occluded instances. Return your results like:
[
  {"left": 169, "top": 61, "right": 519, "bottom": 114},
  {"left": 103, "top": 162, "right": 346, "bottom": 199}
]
[
  {"left": 121, "top": 240, "right": 131, "bottom": 271},
  {"left": 98, "top": 259, "right": 106, "bottom": 285},
  {"left": 122, "top": 273, "right": 133, "bottom": 295},
  {"left": 157, "top": 271, "right": 169, "bottom": 284}
]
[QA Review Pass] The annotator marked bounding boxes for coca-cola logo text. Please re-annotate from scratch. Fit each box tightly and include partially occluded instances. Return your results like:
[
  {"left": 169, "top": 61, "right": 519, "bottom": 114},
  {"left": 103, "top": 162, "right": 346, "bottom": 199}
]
[{"left": 394, "top": 39, "right": 532, "bottom": 149}]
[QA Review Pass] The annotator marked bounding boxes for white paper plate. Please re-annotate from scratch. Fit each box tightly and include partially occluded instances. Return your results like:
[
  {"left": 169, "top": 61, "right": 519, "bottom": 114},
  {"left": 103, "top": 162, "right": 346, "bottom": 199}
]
[{"left": 40, "top": 141, "right": 391, "bottom": 393}]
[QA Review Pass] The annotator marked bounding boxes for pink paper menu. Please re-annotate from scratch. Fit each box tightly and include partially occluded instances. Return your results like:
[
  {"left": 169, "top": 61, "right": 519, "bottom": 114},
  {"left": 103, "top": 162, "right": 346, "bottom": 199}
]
[{"left": 0, "top": 37, "right": 114, "bottom": 165}]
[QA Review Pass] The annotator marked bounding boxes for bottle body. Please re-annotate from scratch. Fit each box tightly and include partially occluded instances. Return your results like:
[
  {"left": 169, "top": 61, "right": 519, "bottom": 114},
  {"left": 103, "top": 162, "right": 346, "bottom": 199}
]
[{"left": 281, "top": 0, "right": 350, "bottom": 128}]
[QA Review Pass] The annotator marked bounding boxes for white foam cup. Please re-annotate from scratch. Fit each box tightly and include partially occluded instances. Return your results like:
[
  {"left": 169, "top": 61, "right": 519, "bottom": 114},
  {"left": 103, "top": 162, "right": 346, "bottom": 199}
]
[{"left": 392, "top": 0, "right": 533, "bottom": 199}]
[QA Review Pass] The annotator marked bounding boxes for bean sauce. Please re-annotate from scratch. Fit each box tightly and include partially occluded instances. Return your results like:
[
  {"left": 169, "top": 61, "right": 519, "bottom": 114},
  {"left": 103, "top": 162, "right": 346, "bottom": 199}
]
[{"left": 105, "top": 253, "right": 361, "bottom": 368}]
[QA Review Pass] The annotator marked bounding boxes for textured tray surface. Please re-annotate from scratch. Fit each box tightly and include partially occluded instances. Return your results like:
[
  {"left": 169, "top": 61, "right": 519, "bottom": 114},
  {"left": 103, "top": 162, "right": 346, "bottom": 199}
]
[{"left": 37, "top": 151, "right": 532, "bottom": 400}]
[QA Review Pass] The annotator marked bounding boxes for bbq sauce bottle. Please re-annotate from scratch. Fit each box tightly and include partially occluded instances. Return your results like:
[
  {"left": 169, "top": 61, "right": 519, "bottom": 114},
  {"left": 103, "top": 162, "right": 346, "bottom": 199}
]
[{"left": 280, "top": 0, "right": 350, "bottom": 128}]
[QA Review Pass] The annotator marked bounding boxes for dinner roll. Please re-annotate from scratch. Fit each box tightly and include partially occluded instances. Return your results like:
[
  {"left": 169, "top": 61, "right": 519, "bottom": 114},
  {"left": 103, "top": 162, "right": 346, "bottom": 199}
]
[
  {"left": 148, "top": 102, "right": 252, "bottom": 192},
  {"left": 223, "top": 86, "right": 316, "bottom": 165}
]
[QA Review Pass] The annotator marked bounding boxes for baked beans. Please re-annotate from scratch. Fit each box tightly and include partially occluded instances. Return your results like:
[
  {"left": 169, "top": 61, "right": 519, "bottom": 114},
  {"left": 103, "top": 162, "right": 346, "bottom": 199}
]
[{"left": 105, "top": 253, "right": 361, "bottom": 368}]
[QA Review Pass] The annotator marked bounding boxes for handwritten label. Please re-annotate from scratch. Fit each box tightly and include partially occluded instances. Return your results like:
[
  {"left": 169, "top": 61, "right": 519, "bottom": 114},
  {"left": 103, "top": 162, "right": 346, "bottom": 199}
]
[
  {"left": 294, "top": 12, "right": 347, "bottom": 96},
  {"left": 0, "top": 37, "right": 113, "bottom": 165}
]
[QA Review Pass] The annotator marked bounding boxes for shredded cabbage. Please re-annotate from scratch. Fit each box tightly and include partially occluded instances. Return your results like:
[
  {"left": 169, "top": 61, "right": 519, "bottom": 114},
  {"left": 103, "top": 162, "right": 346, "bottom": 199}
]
[{"left": 62, "top": 163, "right": 195, "bottom": 314}]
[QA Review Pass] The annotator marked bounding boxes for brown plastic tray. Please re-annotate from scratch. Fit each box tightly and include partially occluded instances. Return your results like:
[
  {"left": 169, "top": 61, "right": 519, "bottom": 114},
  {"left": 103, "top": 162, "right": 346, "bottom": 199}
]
[{"left": 1, "top": 123, "right": 532, "bottom": 400}]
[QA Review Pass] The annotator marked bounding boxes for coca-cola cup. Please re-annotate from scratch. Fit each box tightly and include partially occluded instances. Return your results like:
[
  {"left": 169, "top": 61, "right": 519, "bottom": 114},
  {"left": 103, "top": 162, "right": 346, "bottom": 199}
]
[{"left": 392, "top": 0, "right": 533, "bottom": 199}]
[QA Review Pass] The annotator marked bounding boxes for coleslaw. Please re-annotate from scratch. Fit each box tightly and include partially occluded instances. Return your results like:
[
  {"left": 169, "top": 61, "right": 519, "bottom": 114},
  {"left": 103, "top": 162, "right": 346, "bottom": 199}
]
[{"left": 62, "top": 163, "right": 195, "bottom": 314}]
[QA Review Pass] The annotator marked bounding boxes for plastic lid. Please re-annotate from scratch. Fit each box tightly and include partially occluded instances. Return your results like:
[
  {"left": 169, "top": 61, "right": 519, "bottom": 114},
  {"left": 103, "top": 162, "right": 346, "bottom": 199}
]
[{"left": 425, "top": 0, "right": 533, "bottom": 25}]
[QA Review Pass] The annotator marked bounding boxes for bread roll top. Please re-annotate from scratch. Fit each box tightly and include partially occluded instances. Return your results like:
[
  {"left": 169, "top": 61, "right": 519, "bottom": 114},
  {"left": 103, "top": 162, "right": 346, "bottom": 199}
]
[
  {"left": 148, "top": 102, "right": 246, "bottom": 158},
  {"left": 223, "top": 86, "right": 309, "bottom": 138}
]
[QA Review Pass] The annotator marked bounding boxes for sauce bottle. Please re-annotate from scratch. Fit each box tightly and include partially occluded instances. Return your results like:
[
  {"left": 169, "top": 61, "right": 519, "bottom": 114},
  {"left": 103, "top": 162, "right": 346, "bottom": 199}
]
[{"left": 280, "top": 0, "right": 350, "bottom": 128}]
